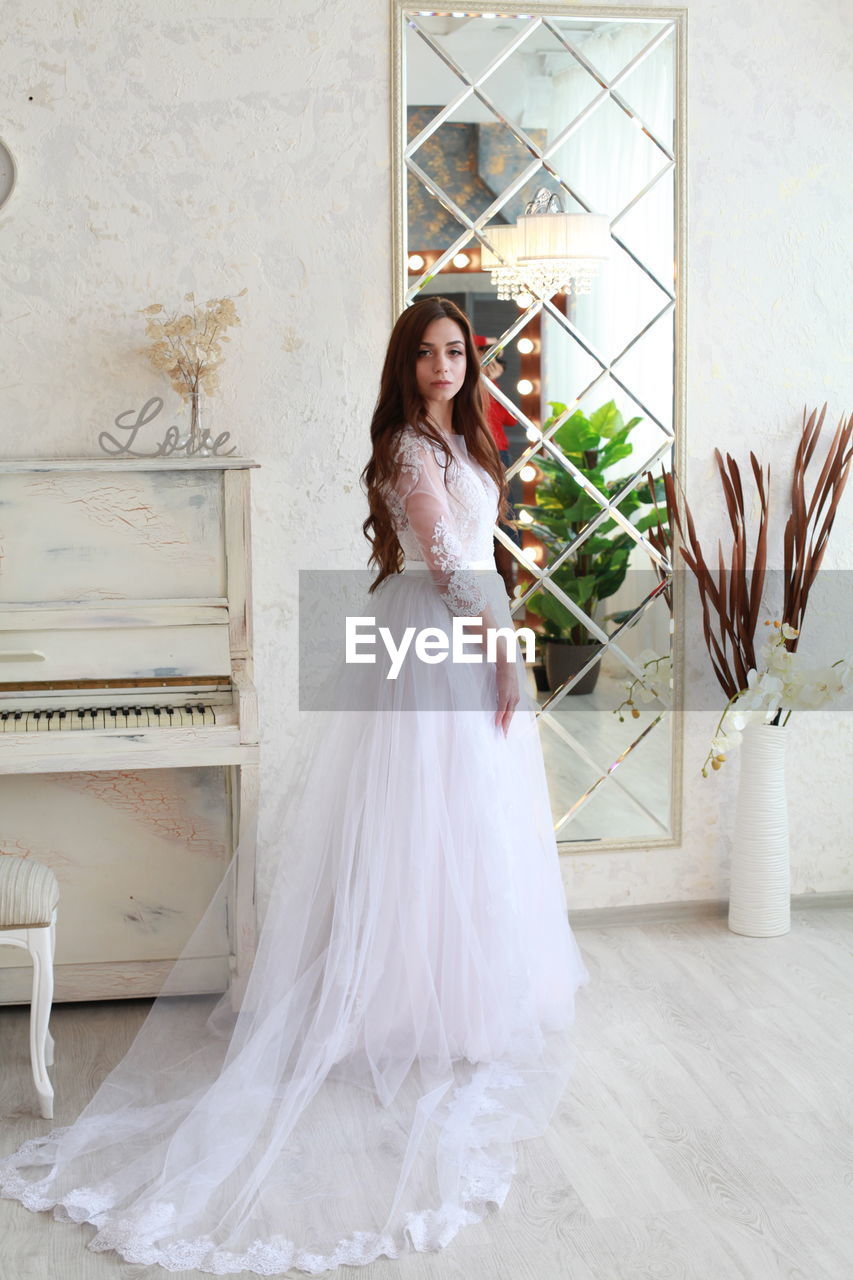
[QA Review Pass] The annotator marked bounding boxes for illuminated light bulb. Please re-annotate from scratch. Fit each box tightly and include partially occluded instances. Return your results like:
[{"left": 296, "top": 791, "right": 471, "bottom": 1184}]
[
  {"left": 452, "top": 252, "right": 470, "bottom": 269},
  {"left": 517, "top": 378, "right": 534, "bottom": 396},
  {"left": 515, "top": 291, "right": 534, "bottom": 309},
  {"left": 517, "top": 337, "right": 535, "bottom": 355},
  {"left": 408, "top": 254, "right": 425, "bottom": 271},
  {"left": 518, "top": 509, "right": 534, "bottom": 525},
  {"left": 525, "top": 426, "right": 542, "bottom": 443},
  {"left": 527, "top": 545, "right": 543, "bottom": 563},
  {"left": 520, "top": 464, "right": 537, "bottom": 482}
]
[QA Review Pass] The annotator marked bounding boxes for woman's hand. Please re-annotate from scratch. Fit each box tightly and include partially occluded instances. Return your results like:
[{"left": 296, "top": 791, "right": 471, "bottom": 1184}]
[
  {"left": 495, "top": 652, "right": 520, "bottom": 737},
  {"left": 464, "top": 607, "right": 520, "bottom": 737}
]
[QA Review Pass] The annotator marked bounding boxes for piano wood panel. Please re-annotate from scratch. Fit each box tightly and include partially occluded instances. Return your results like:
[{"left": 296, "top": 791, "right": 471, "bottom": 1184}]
[
  {"left": 1, "top": 600, "right": 229, "bottom": 631},
  {"left": 223, "top": 468, "right": 252, "bottom": 659},
  {"left": 0, "top": 623, "right": 232, "bottom": 682},
  {"left": 0, "top": 768, "right": 232, "bottom": 1002},
  {"left": 0, "top": 469, "right": 226, "bottom": 602}
]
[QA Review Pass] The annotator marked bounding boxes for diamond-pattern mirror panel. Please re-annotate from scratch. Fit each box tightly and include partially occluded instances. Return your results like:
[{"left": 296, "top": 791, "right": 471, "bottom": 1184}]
[
  {"left": 409, "top": 108, "right": 542, "bottom": 230},
  {"left": 540, "top": 697, "right": 673, "bottom": 842},
  {"left": 616, "top": 167, "right": 676, "bottom": 290},
  {"left": 546, "top": 96, "right": 663, "bottom": 216},
  {"left": 478, "top": 24, "right": 603, "bottom": 147},
  {"left": 534, "top": 584, "right": 673, "bottom": 841},
  {"left": 520, "top": 454, "right": 670, "bottom": 583},
  {"left": 548, "top": 16, "right": 673, "bottom": 87},
  {"left": 401, "top": 8, "right": 678, "bottom": 846},
  {"left": 616, "top": 37, "right": 676, "bottom": 152},
  {"left": 408, "top": 14, "right": 539, "bottom": 87},
  {"left": 612, "top": 325, "right": 675, "bottom": 434}
]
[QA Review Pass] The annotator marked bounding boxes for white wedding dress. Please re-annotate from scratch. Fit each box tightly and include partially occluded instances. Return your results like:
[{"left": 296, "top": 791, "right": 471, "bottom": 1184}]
[{"left": 0, "top": 425, "right": 590, "bottom": 1275}]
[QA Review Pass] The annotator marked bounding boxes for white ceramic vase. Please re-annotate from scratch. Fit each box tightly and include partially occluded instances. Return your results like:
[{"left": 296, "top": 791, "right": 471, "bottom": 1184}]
[{"left": 728, "top": 721, "right": 791, "bottom": 937}]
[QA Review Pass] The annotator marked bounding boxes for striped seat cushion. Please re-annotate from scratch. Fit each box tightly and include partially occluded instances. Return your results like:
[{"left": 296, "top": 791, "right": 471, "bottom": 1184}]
[{"left": 0, "top": 854, "right": 60, "bottom": 930}]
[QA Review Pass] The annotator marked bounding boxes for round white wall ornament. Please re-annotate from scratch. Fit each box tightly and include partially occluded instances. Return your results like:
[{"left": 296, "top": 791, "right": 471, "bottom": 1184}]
[{"left": 0, "top": 139, "right": 17, "bottom": 211}]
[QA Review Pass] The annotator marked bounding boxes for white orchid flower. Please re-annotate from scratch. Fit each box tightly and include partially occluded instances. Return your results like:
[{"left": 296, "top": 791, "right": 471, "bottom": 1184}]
[
  {"left": 791, "top": 668, "right": 842, "bottom": 708},
  {"left": 705, "top": 619, "right": 850, "bottom": 775}
]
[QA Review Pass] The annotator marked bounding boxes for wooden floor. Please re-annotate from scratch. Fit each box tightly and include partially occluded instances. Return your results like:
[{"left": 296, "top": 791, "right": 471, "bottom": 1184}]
[{"left": 1, "top": 906, "right": 851, "bottom": 1279}]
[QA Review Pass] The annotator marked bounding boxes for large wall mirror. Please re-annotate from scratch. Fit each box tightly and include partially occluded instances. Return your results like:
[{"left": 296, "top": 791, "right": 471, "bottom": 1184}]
[{"left": 392, "top": 3, "right": 686, "bottom": 853}]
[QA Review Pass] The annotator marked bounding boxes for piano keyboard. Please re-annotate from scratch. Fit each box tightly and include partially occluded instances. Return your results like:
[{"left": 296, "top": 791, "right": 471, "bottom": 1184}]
[{"left": 1, "top": 702, "right": 218, "bottom": 731}]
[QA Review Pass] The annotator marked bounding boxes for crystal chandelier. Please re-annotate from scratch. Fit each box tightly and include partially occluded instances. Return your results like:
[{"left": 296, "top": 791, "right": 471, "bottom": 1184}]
[{"left": 479, "top": 188, "right": 611, "bottom": 302}]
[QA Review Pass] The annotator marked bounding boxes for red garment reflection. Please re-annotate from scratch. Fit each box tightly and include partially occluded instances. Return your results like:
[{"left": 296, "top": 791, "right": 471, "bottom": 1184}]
[{"left": 485, "top": 393, "right": 514, "bottom": 452}]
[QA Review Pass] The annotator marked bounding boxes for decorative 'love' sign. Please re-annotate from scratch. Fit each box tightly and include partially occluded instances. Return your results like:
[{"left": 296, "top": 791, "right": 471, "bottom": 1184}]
[{"left": 99, "top": 398, "right": 237, "bottom": 458}]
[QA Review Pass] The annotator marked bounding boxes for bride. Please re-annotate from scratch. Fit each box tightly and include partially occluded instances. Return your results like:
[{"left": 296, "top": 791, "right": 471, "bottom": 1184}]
[{"left": 0, "top": 296, "right": 590, "bottom": 1274}]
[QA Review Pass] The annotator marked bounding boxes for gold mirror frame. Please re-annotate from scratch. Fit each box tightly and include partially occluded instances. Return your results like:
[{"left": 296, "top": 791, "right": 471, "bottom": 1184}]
[{"left": 391, "top": 2, "right": 688, "bottom": 856}]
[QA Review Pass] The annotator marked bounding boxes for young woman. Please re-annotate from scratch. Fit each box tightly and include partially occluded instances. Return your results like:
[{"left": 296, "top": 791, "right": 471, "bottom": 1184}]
[{"left": 0, "top": 296, "right": 589, "bottom": 1275}]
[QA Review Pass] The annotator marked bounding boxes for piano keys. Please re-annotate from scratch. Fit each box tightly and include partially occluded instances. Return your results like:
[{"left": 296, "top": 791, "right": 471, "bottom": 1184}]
[{"left": 1, "top": 702, "right": 218, "bottom": 731}]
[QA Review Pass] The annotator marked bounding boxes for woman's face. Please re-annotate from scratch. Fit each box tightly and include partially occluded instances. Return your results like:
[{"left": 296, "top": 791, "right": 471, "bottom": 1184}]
[{"left": 415, "top": 316, "right": 467, "bottom": 407}]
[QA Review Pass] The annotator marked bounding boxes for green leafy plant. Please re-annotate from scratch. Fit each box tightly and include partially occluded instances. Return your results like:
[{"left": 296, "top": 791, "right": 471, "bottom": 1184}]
[{"left": 522, "top": 399, "right": 669, "bottom": 644}]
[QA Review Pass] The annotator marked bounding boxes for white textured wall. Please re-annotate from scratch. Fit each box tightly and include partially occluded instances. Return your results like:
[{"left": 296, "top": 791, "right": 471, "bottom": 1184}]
[{"left": 1, "top": 0, "right": 850, "bottom": 911}]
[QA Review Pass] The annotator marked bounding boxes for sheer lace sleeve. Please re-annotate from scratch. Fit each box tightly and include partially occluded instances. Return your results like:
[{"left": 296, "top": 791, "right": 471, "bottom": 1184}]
[{"left": 389, "top": 430, "right": 490, "bottom": 617}]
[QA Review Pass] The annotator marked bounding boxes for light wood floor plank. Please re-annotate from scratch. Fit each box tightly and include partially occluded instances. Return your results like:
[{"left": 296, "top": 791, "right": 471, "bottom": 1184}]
[{"left": 1, "top": 906, "right": 850, "bottom": 1279}]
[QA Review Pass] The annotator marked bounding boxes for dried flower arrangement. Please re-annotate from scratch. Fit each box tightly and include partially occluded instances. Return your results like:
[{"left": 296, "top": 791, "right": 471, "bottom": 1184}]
[
  {"left": 662, "top": 403, "right": 853, "bottom": 774},
  {"left": 138, "top": 289, "right": 246, "bottom": 452}
]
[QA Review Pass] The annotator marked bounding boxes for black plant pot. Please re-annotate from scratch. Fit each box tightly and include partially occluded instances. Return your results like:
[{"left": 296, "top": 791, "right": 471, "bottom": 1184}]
[
  {"left": 544, "top": 639, "right": 603, "bottom": 695},
  {"left": 532, "top": 662, "right": 550, "bottom": 692}
]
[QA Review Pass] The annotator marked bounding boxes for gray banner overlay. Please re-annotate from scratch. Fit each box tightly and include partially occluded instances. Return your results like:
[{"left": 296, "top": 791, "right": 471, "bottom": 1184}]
[{"left": 296, "top": 569, "right": 853, "bottom": 714}]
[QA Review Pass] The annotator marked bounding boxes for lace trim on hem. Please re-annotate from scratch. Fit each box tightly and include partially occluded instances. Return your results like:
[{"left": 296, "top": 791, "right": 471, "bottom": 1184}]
[{"left": 0, "top": 1062, "right": 527, "bottom": 1275}]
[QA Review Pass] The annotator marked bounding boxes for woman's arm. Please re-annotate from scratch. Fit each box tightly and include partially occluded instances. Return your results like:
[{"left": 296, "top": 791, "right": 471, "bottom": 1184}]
[
  {"left": 390, "top": 432, "right": 520, "bottom": 736},
  {"left": 390, "top": 430, "right": 497, "bottom": 633}
]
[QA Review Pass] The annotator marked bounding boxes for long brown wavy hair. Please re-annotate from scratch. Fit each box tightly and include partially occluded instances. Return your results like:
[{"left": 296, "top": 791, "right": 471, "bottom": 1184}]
[{"left": 361, "top": 297, "right": 512, "bottom": 595}]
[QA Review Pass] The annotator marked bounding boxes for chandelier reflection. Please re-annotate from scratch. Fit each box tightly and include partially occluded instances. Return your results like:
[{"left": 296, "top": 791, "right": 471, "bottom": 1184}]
[{"left": 480, "top": 188, "right": 611, "bottom": 302}]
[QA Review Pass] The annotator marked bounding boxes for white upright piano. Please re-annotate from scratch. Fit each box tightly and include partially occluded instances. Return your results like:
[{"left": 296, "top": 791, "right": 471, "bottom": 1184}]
[{"left": 0, "top": 457, "right": 260, "bottom": 1008}]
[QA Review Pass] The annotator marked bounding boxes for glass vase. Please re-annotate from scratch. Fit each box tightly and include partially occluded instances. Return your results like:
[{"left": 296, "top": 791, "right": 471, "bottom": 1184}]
[{"left": 189, "top": 386, "right": 204, "bottom": 454}]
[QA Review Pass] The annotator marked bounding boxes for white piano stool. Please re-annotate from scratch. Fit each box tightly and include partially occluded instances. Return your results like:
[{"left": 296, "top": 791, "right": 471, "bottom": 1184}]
[{"left": 0, "top": 854, "right": 59, "bottom": 1118}]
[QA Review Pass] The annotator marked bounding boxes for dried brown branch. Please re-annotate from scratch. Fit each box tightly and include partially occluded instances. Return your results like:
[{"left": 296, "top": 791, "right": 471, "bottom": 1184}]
[
  {"left": 663, "top": 403, "right": 851, "bottom": 701},
  {"left": 783, "top": 404, "right": 853, "bottom": 652},
  {"left": 663, "top": 448, "right": 770, "bottom": 700}
]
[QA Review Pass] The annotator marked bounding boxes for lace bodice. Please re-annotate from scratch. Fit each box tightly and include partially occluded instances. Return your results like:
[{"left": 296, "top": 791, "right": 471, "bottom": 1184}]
[{"left": 384, "top": 425, "right": 500, "bottom": 615}]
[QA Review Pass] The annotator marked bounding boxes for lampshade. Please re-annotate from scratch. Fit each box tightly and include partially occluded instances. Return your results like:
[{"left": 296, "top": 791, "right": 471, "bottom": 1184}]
[
  {"left": 517, "top": 212, "right": 611, "bottom": 262},
  {"left": 478, "top": 224, "right": 519, "bottom": 269}
]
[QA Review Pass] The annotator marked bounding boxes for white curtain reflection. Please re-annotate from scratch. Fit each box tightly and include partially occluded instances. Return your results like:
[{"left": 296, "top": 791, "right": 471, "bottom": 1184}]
[
  {"left": 544, "top": 22, "right": 673, "bottom": 431},
  {"left": 542, "top": 21, "right": 674, "bottom": 667}
]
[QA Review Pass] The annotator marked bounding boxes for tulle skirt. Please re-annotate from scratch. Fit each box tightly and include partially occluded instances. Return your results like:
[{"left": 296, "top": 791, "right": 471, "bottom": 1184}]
[{"left": 0, "top": 561, "right": 590, "bottom": 1275}]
